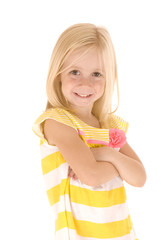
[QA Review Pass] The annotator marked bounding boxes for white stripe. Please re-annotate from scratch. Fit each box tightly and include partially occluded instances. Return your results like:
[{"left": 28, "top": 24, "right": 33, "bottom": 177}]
[
  {"left": 43, "top": 163, "right": 68, "bottom": 190},
  {"left": 70, "top": 201, "right": 129, "bottom": 223},
  {"left": 55, "top": 227, "right": 76, "bottom": 240},
  {"left": 51, "top": 194, "right": 129, "bottom": 223},
  {"left": 40, "top": 142, "right": 59, "bottom": 159},
  {"left": 55, "top": 227, "right": 137, "bottom": 240}
]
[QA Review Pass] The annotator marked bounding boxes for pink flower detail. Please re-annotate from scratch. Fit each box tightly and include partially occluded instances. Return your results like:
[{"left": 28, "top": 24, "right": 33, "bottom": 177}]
[{"left": 109, "top": 128, "right": 126, "bottom": 148}]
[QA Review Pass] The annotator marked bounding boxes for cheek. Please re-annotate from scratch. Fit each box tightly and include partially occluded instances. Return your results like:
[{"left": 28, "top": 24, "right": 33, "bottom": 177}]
[
  {"left": 61, "top": 78, "right": 75, "bottom": 95},
  {"left": 61, "top": 76, "right": 74, "bottom": 87},
  {"left": 96, "top": 81, "right": 105, "bottom": 95}
]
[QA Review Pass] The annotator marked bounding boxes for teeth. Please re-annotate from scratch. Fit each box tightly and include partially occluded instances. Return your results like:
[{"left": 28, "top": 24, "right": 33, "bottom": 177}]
[{"left": 77, "top": 93, "right": 90, "bottom": 97}]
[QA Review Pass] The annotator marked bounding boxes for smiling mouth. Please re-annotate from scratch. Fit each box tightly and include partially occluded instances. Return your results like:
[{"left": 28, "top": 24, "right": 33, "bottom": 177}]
[{"left": 74, "top": 93, "right": 93, "bottom": 98}]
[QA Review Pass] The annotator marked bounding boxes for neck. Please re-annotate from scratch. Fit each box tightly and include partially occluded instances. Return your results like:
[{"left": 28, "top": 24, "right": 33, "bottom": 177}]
[
  {"left": 71, "top": 106, "right": 93, "bottom": 119},
  {"left": 71, "top": 106, "right": 100, "bottom": 128}
]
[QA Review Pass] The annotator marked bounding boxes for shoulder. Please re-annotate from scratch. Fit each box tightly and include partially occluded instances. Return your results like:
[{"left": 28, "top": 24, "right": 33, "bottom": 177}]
[
  {"left": 44, "top": 116, "right": 78, "bottom": 146},
  {"left": 43, "top": 107, "right": 77, "bottom": 127},
  {"left": 43, "top": 108, "right": 77, "bottom": 145},
  {"left": 33, "top": 107, "right": 77, "bottom": 129},
  {"left": 32, "top": 107, "right": 77, "bottom": 145}
]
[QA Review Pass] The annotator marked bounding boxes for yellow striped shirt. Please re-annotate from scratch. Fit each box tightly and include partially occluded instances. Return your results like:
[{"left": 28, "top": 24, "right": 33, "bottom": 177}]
[{"left": 32, "top": 107, "right": 138, "bottom": 240}]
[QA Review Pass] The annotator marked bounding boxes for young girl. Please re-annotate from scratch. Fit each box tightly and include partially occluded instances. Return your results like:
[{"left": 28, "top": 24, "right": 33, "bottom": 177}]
[{"left": 32, "top": 23, "right": 146, "bottom": 240}]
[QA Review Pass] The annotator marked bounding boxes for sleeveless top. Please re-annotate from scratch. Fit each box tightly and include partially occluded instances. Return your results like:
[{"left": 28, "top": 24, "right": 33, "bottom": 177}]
[{"left": 32, "top": 107, "right": 138, "bottom": 240}]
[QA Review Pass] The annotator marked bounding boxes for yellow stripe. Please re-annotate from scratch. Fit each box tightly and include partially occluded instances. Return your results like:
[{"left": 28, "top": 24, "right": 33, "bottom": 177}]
[
  {"left": 63, "top": 108, "right": 129, "bottom": 135},
  {"left": 35, "top": 108, "right": 77, "bottom": 130},
  {"left": 47, "top": 184, "right": 61, "bottom": 205},
  {"left": 47, "top": 179, "right": 126, "bottom": 207},
  {"left": 41, "top": 152, "right": 66, "bottom": 175},
  {"left": 78, "top": 134, "right": 109, "bottom": 148},
  {"left": 55, "top": 211, "right": 133, "bottom": 238},
  {"left": 110, "top": 114, "right": 129, "bottom": 134}
]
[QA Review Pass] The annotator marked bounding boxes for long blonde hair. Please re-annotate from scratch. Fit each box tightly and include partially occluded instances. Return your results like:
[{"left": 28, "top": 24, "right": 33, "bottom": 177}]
[{"left": 45, "top": 23, "right": 119, "bottom": 128}]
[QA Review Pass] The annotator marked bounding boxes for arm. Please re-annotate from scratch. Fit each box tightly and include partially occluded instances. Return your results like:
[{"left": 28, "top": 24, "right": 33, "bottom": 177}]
[
  {"left": 44, "top": 119, "right": 120, "bottom": 187},
  {"left": 91, "top": 142, "right": 147, "bottom": 187}
]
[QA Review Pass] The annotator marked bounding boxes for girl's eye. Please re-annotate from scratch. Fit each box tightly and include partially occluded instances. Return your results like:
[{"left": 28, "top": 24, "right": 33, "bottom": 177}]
[
  {"left": 93, "top": 72, "right": 102, "bottom": 77},
  {"left": 70, "top": 70, "right": 80, "bottom": 75}
]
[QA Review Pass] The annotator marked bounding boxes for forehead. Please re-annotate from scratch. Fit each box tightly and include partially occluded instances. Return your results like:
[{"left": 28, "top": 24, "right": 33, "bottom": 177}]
[{"left": 63, "top": 47, "right": 104, "bottom": 71}]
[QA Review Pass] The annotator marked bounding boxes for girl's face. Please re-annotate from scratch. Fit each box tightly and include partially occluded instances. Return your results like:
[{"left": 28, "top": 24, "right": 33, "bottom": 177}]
[{"left": 60, "top": 47, "right": 105, "bottom": 112}]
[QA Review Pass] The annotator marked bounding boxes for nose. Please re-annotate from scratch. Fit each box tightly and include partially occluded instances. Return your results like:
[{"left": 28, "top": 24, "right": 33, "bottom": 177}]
[
  {"left": 79, "top": 76, "right": 92, "bottom": 86},
  {"left": 76, "top": 76, "right": 93, "bottom": 94}
]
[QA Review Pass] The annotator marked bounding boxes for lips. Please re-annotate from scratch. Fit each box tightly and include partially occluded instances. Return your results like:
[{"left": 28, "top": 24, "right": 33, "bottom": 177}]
[{"left": 74, "top": 92, "right": 93, "bottom": 98}]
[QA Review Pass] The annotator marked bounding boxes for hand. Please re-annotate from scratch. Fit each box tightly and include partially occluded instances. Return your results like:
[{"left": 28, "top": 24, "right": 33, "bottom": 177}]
[{"left": 68, "top": 166, "right": 78, "bottom": 180}]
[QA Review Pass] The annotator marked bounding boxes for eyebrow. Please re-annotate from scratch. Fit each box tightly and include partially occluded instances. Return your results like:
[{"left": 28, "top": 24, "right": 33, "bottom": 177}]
[{"left": 68, "top": 65, "right": 104, "bottom": 72}]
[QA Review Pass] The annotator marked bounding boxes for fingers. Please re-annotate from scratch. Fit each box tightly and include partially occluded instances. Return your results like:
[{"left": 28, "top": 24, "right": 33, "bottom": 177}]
[{"left": 68, "top": 167, "right": 78, "bottom": 180}]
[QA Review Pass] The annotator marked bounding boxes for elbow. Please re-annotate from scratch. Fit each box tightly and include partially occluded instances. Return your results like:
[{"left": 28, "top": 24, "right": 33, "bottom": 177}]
[
  {"left": 138, "top": 169, "right": 147, "bottom": 187},
  {"left": 86, "top": 174, "right": 99, "bottom": 187},
  {"left": 78, "top": 172, "right": 97, "bottom": 187},
  {"left": 88, "top": 180, "right": 101, "bottom": 188},
  {"left": 135, "top": 179, "right": 146, "bottom": 188},
  {"left": 132, "top": 172, "right": 147, "bottom": 188},
  {"left": 81, "top": 178, "right": 97, "bottom": 187},
  {"left": 87, "top": 175, "right": 102, "bottom": 188},
  {"left": 138, "top": 174, "right": 147, "bottom": 187}
]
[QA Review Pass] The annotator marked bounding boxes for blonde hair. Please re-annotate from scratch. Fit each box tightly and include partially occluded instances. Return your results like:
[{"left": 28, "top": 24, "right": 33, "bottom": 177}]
[{"left": 45, "top": 23, "right": 119, "bottom": 128}]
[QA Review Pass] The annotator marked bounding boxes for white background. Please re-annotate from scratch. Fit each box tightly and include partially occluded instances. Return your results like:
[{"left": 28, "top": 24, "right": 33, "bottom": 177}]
[{"left": 0, "top": 0, "right": 160, "bottom": 239}]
